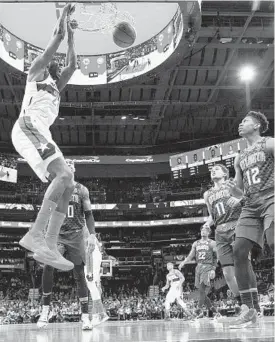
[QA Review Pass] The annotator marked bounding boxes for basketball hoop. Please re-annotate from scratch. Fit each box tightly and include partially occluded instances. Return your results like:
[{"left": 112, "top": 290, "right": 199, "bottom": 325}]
[{"left": 73, "top": 2, "right": 135, "bottom": 34}]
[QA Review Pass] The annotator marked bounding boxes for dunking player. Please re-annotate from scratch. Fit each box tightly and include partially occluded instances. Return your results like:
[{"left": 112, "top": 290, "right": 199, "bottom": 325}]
[
  {"left": 37, "top": 160, "right": 96, "bottom": 330},
  {"left": 179, "top": 227, "right": 217, "bottom": 318},
  {"left": 203, "top": 165, "right": 242, "bottom": 311},
  {"left": 161, "top": 263, "right": 194, "bottom": 320},
  {"left": 226, "top": 111, "right": 274, "bottom": 328},
  {"left": 11, "top": 5, "right": 77, "bottom": 270}
]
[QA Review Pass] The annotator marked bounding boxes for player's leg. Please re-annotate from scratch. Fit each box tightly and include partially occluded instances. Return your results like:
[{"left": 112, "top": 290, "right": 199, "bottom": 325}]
[
  {"left": 86, "top": 246, "right": 108, "bottom": 326},
  {"left": 216, "top": 228, "right": 241, "bottom": 304},
  {"left": 230, "top": 205, "right": 265, "bottom": 327},
  {"left": 176, "top": 294, "right": 194, "bottom": 319},
  {"left": 73, "top": 263, "right": 92, "bottom": 330},
  {"left": 198, "top": 282, "right": 212, "bottom": 310},
  {"left": 265, "top": 224, "right": 274, "bottom": 254},
  {"left": 233, "top": 237, "right": 255, "bottom": 309},
  {"left": 12, "top": 119, "right": 74, "bottom": 270},
  {"left": 164, "top": 290, "right": 174, "bottom": 320},
  {"left": 222, "top": 266, "right": 240, "bottom": 300},
  {"left": 263, "top": 195, "right": 274, "bottom": 254},
  {"left": 248, "top": 258, "right": 261, "bottom": 314},
  {"left": 21, "top": 157, "right": 74, "bottom": 270},
  {"left": 37, "top": 265, "right": 55, "bottom": 328},
  {"left": 66, "top": 233, "right": 93, "bottom": 330},
  {"left": 44, "top": 185, "right": 75, "bottom": 254}
]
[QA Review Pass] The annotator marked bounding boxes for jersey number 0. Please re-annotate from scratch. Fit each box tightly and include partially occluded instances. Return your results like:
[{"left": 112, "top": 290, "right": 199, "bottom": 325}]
[{"left": 67, "top": 205, "right": 74, "bottom": 218}]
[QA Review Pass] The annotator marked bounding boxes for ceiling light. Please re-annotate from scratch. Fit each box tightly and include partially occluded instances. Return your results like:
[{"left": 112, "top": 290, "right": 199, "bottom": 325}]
[
  {"left": 121, "top": 116, "right": 127, "bottom": 120},
  {"left": 239, "top": 65, "right": 256, "bottom": 82},
  {"left": 133, "top": 117, "right": 139, "bottom": 120},
  {"left": 139, "top": 118, "right": 145, "bottom": 121}
]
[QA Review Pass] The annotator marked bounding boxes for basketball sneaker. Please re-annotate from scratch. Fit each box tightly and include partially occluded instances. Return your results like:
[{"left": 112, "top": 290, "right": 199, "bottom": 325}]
[
  {"left": 92, "top": 312, "right": 109, "bottom": 327},
  {"left": 229, "top": 307, "right": 257, "bottom": 329},
  {"left": 81, "top": 313, "right": 93, "bottom": 330},
  {"left": 37, "top": 306, "right": 50, "bottom": 329},
  {"left": 23, "top": 231, "right": 73, "bottom": 271},
  {"left": 215, "top": 304, "right": 249, "bottom": 324}
]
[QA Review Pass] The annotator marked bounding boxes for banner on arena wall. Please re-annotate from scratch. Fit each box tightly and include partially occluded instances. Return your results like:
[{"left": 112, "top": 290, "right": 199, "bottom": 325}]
[
  {"left": 17, "top": 153, "right": 169, "bottom": 165},
  {"left": 0, "top": 217, "right": 207, "bottom": 229},
  {"left": 0, "top": 199, "right": 206, "bottom": 212},
  {"left": 0, "top": 166, "right": 17, "bottom": 183},
  {"left": 170, "top": 138, "right": 247, "bottom": 171}
]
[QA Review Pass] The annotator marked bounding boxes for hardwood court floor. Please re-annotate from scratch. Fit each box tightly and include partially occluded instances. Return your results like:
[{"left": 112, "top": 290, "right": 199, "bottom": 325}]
[{"left": 0, "top": 317, "right": 274, "bottom": 342}]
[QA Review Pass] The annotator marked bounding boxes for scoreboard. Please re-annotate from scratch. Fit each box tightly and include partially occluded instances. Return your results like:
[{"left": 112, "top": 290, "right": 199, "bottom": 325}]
[{"left": 170, "top": 138, "right": 246, "bottom": 179}]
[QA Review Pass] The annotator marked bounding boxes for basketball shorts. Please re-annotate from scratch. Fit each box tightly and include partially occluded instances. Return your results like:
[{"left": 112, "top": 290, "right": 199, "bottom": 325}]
[
  {"left": 58, "top": 229, "right": 86, "bottom": 266},
  {"left": 166, "top": 286, "right": 182, "bottom": 304},
  {"left": 215, "top": 221, "right": 237, "bottom": 267},
  {"left": 195, "top": 264, "right": 213, "bottom": 288},
  {"left": 11, "top": 113, "right": 63, "bottom": 183},
  {"left": 236, "top": 189, "right": 274, "bottom": 248}
]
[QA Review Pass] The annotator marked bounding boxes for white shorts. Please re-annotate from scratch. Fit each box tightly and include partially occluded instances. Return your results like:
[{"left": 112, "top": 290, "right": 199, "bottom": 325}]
[
  {"left": 166, "top": 286, "right": 182, "bottom": 303},
  {"left": 11, "top": 113, "right": 63, "bottom": 182}
]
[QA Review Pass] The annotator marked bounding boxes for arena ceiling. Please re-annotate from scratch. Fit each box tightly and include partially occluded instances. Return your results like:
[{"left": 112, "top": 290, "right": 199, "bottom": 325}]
[{"left": 0, "top": 1, "right": 273, "bottom": 156}]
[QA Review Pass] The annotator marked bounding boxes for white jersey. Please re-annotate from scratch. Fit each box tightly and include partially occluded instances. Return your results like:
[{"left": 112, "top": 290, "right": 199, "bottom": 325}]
[
  {"left": 20, "top": 75, "right": 60, "bottom": 127},
  {"left": 167, "top": 269, "right": 183, "bottom": 288}
]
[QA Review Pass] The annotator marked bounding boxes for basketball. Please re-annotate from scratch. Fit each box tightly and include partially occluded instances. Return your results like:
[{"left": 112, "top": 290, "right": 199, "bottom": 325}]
[{"left": 113, "top": 21, "right": 136, "bottom": 48}]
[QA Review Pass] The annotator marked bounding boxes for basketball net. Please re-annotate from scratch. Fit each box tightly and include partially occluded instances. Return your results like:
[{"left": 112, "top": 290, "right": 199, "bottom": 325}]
[{"left": 72, "top": 2, "right": 135, "bottom": 34}]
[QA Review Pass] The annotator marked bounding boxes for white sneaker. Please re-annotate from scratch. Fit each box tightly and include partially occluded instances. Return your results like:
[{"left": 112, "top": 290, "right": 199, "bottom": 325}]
[
  {"left": 19, "top": 231, "right": 43, "bottom": 253},
  {"left": 82, "top": 313, "right": 93, "bottom": 330},
  {"left": 37, "top": 306, "right": 50, "bottom": 329},
  {"left": 20, "top": 231, "right": 72, "bottom": 270},
  {"left": 92, "top": 313, "right": 109, "bottom": 327},
  {"left": 33, "top": 250, "right": 74, "bottom": 271}
]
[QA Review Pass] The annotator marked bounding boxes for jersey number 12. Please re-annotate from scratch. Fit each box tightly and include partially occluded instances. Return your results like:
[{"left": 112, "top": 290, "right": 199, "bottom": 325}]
[{"left": 246, "top": 167, "right": 261, "bottom": 186}]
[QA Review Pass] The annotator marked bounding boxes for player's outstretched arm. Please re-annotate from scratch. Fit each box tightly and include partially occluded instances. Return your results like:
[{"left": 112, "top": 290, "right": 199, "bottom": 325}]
[
  {"left": 82, "top": 186, "right": 96, "bottom": 252},
  {"left": 179, "top": 242, "right": 196, "bottom": 269},
  {"left": 57, "top": 18, "right": 78, "bottom": 91},
  {"left": 28, "top": 4, "right": 72, "bottom": 81},
  {"left": 203, "top": 191, "right": 214, "bottom": 228}
]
